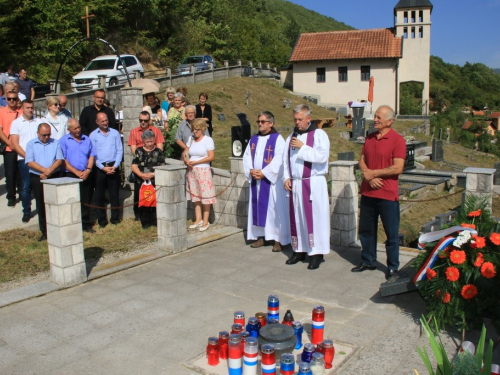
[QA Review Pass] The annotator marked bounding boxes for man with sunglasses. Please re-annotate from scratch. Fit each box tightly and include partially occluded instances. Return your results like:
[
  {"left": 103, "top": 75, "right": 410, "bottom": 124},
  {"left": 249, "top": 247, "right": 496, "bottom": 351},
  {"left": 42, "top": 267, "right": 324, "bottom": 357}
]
[
  {"left": 79, "top": 89, "right": 117, "bottom": 136},
  {"left": 243, "top": 111, "right": 290, "bottom": 252},
  {"left": 128, "top": 111, "right": 164, "bottom": 220},
  {"left": 25, "top": 123, "right": 64, "bottom": 241},
  {"left": 0, "top": 91, "right": 22, "bottom": 208}
]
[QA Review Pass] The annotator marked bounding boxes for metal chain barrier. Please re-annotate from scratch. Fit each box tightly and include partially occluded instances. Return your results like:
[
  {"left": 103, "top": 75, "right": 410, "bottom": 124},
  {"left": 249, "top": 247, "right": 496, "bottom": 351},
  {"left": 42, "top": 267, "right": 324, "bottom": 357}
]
[
  {"left": 82, "top": 186, "right": 163, "bottom": 210},
  {"left": 400, "top": 188, "right": 464, "bottom": 203}
]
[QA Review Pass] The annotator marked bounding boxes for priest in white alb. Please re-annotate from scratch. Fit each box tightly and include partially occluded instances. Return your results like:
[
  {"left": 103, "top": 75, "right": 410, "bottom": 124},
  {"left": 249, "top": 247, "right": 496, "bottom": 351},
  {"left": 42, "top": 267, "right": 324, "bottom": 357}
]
[
  {"left": 243, "top": 111, "right": 290, "bottom": 252},
  {"left": 283, "top": 104, "right": 330, "bottom": 270}
]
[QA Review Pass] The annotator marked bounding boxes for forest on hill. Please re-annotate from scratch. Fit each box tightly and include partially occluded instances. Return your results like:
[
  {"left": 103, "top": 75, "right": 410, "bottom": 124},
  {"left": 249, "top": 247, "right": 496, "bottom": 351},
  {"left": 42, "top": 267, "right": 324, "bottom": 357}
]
[{"left": 0, "top": 0, "right": 351, "bottom": 84}]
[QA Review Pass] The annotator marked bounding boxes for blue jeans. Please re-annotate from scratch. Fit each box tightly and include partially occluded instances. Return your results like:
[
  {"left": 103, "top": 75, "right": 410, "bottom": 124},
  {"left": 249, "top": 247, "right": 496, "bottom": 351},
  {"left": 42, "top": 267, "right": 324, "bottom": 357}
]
[
  {"left": 18, "top": 159, "right": 31, "bottom": 214},
  {"left": 359, "top": 196, "right": 400, "bottom": 270}
]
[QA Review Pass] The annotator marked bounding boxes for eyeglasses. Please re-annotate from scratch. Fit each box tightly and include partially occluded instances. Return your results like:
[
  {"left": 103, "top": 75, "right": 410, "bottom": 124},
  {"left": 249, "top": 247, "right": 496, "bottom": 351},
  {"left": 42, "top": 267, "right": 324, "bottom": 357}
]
[
  {"left": 6, "top": 97, "right": 18, "bottom": 101},
  {"left": 256, "top": 120, "right": 270, "bottom": 124},
  {"left": 53, "top": 103, "right": 60, "bottom": 106},
  {"left": 139, "top": 119, "right": 149, "bottom": 123},
  {"left": 40, "top": 133, "right": 51, "bottom": 137}
]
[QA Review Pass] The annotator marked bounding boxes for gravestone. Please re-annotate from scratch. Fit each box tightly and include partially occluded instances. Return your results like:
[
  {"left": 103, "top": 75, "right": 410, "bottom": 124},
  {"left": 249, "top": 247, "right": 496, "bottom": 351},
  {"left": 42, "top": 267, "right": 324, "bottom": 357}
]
[
  {"left": 367, "top": 121, "right": 376, "bottom": 135},
  {"left": 218, "top": 114, "right": 226, "bottom": 121},
  {"left": 338, "top": 151, "right": 354, "bottom": 161},
  {"left": 351, "top": 118, "right": 366, "bottom": 139},
  {"left": 494, "top": 162, "right": 500, "bottom": 185},
  {"left": 431, "top": 139, "right": 444, "bottom": 162},
  {"left": 339, "top": 132, "right": 350, "bottom": 141}
]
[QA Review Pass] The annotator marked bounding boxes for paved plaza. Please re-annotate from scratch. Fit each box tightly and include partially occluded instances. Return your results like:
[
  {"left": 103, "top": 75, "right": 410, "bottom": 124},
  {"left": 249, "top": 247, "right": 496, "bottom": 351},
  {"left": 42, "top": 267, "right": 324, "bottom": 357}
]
[{"left": 0, "top": 232, "right": 475, "bottom": 375}]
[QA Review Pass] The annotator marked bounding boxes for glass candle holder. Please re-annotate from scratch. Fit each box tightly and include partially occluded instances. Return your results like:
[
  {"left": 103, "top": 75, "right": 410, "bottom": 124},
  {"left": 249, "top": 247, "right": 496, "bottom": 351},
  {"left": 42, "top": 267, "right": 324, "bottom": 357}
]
[
  {"left": 234, "top": 311, "right": 245, "bottom": 327},
  {"left": 255, "top": 312, "right": 267, "bottom": 327},
  {"left": 280, "top": 353, "right": 295, "bottom": 375},
  {"left": 301, "top": 343, "right": 316, "bottom": 363},
  {"left": 228, "top": 334, "right": 242, "bottom": 374},
  {"left": 297, "top": 361, "right": 312, "bottom": 375},
  {"left": 268, "top": 294, "right": 280, "bottom": 321},
  {"left": 311, "top": 305, "right": 325, "bottom": 345},
  {"left": 310, "top": 352, "right": 325, "bottom": 375},
  {"left": 292, "top": 321, "right": 303, "bottom": 350},
  {"left": 206, "top": 336, "right": 220, "bottom": 366},
  {"left": 218, "top": 331, "right": 229, "bottom": 360}
]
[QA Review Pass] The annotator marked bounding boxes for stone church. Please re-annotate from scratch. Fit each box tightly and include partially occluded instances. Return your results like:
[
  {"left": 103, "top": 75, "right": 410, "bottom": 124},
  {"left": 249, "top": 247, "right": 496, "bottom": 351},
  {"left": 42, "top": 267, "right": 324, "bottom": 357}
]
[{"left": 282, "top": 0, "right": 432, "bottom": 116}]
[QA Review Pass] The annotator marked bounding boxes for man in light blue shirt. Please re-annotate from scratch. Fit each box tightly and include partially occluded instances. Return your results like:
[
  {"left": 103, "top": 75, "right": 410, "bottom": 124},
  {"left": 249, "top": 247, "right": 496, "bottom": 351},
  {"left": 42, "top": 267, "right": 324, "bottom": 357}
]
[
  {"left": 25, "top": 123, "right": 64, "bottom": 241},
  {"left": 89, "top": 112, "right": 123, "bottom": 227}
]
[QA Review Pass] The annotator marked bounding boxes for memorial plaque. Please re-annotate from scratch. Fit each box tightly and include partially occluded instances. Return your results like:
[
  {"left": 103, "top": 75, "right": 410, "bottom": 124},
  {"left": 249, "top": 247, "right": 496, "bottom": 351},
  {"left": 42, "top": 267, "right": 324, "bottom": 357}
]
[
  {"left": 338, "top": 151, "right": 354, "bottom": 161},
  {"left": 350, "top": 118, "right": 366, "bottom": 139},
  {"left": 379, "top": 258, "right": 418, "bottom": 297},
  {"left": 431, "top": 139, "right": 444, "bottom": 162}
]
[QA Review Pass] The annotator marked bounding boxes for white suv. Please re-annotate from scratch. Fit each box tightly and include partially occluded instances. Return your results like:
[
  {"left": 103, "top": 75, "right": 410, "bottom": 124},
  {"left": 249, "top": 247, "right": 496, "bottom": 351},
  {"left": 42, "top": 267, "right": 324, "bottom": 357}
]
[{"left": 71, "top": 55, "right": 144, "bottom": 92}]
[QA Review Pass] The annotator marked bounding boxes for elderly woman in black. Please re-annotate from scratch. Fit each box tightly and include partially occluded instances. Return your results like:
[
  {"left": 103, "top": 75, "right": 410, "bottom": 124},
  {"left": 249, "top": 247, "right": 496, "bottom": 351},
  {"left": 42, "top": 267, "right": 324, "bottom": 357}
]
[{"left": 131, "top": 129, "right": 166, "bottom": 229}]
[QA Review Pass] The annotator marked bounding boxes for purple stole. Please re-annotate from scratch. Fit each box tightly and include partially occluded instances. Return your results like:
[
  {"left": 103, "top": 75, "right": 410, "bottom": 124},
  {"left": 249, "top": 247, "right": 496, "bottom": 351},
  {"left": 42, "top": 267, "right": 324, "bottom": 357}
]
[
  {"left": 250, "top": 133, "right": 279, "bottom": 227},
  {"left": 288, "top": 130, "right": 315, "bottom": 250}
]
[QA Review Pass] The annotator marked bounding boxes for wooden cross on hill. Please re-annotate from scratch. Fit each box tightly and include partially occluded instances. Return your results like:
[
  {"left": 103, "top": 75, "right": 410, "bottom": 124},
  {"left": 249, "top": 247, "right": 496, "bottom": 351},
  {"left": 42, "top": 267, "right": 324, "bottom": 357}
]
[{"left": 81, "top": 6, "right": 95, "bottom": 38}]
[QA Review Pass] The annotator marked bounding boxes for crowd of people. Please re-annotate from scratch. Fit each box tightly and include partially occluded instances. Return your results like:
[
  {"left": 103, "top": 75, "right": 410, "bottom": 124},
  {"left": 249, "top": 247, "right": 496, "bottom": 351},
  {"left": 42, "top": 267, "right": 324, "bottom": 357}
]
[{"left": 1, "top": 69, "right": 406, "bottom": 277}]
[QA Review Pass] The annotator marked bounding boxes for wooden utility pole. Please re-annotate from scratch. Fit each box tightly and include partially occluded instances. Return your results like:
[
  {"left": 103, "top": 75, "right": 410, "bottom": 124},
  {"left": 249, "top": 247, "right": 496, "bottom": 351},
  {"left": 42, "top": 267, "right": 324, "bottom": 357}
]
[{"left": 81, "top": 6, "right": 95, "bottom": 38}]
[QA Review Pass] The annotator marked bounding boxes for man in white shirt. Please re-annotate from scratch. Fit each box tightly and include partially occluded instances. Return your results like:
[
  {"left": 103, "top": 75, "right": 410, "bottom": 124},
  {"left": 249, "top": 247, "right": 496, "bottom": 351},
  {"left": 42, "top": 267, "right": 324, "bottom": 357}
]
[{"left": 10, "top": 100, "right": 42, "bottom": 222}]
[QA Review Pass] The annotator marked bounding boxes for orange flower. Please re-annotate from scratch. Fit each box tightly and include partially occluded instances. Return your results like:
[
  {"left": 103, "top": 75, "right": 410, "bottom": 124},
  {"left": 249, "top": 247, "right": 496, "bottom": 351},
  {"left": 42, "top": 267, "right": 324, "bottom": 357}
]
[
  {"left": 442, "top": 292, "right": 451, "bottom": 304},
  {"left": 449, "top": 250, "right": 466, "bottom": 264},
  {"left": 490, "top": 233, "right": 500, "bottom": 246},
  {"left": 474, "top": 253, "right": 484, "bottom": 267},
  {"left": 480, "top": 262, "right": 496, "bottom": 279},
  {"left": 471, "top": 235, "right": 486, "bottom": 249},
  {"left": 461, "top": 284, "right": 478, "bottom": 299},
  {"left": 468, "top": 209, "right": 482, "bottom": 218},
  {"left": 461, "top": 223, "right": 476, "bottom": 230},
  {"left": 426, "top": 268, "right": 437, "bottom": 280},
  {"left": 445, "top": 267, "right": 460, "bottom": 282}
]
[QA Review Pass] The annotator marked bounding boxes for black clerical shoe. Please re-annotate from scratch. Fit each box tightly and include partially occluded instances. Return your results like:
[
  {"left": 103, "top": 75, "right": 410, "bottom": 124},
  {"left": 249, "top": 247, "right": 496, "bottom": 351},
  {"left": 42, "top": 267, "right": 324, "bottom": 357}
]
[
  {"left": 38, "top": 233, "right": 47, "bottom": 242},
  {"left": 22, "top": 213, "right": 30, "bottom": 223},
  {"left": 351, "top": 263, "right": 376, "bottom": 272},
  {"left": 8, "top": 199, "right": 15, "bottom": 207},
  {"left": 307, "top": 255, "right": 324, "bottom": 270},
  {"left": 83, "top": 227, "right": 96, "bottom": 234},
  {"left": 286, "top": 252, "right": 306, "bottom": 265},
  {"left": 99, "top": 221, "right": 108, "bottom": 228},
  {"left": 385, "top": 269, "right": 398, "bottom": 280}
]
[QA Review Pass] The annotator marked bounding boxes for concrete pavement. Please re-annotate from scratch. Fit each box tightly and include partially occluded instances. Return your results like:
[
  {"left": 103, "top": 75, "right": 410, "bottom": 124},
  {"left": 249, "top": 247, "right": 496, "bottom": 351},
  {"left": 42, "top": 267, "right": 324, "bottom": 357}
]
[{"left": 3, "top": 231, "right": 496, "bottom": 374}]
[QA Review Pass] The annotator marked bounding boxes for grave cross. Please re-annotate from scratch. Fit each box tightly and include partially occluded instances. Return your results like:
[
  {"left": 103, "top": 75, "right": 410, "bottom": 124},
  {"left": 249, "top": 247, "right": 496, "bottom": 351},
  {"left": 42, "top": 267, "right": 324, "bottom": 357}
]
[{"left": 81, "top": 6, "right": 95, "bottom": 38}]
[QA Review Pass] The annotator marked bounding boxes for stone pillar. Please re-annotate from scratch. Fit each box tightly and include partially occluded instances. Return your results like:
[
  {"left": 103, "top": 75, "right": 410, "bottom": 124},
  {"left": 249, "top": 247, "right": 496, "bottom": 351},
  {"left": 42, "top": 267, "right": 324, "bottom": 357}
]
[
  {"left": 248, "top": 61, "right": 253, "bottom": 68},
  {"left": 190, "top": 65, "right": 195, "bottom": 74},
  {"left": 330, "top": 161, "right": 359, "bottom": 247},
  {"left": 266, "top": 63, "right": 270, "bottom": 69},
  {"left": 463, "top": 167, "right": 495, "bottom": 209},
  {"left": 155, "top": 165, "right": 188, "bottom": 254},
  {"left": 42, "top": 178, "right": 87, "bottom": 287},
  {"left": 237, "top": 59, "right": 242, "bottom": 66},
  {"left": 134, "top": 70, "right": 141, "bottom": 79},
  {"left": 226, "top": 158, "right": 249, "bottom": 229},
  {"left": 224, "top": 60, "right": 229, "bottom": 68},
  {"left": 258, "top": 62, "right": 262, "bottom": 69},
  {"left": 165, "top": 67, "right": 172, "bottom": 86},
  {"left": 97, "top": 75, "right": 107, "bottom": 89},
  {"left": 121, "top": 87, "right": 144, "bottom": 190}
]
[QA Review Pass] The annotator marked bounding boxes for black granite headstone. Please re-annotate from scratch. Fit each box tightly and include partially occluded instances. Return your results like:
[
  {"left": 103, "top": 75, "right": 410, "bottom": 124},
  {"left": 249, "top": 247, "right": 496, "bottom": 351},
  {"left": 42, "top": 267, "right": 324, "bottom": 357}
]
[
  {"left": 367, "top": 121, "right": 376, "bottom": 135},
  {"left": 351, "top": 118, "right": 366, "bottom": 139},
  {"left": 338, "top": 151, "right": 354, "bottom": 161},
  {"left": 431, "top": 139, "right": 444, "bottom": 162}
]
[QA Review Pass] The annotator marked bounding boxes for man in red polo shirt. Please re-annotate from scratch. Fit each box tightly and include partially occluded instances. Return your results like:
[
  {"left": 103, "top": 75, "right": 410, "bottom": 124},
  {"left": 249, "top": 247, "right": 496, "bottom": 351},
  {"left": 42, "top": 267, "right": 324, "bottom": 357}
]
[
  {"left": 351, "top": 105, "right": 406, "bottom": 280},
  {"left": 0, "top": 91, "right": 22, "bottom": 208},
  {"left": 128, "top": 111, "right": 165, "bottom": 220}
]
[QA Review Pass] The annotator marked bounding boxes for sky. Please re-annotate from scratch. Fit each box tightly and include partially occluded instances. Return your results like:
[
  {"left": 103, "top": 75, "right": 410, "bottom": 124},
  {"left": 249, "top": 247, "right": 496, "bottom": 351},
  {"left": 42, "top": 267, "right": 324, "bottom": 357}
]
[{"left": 286, "top": 0, "right": 500, "bottom": 69}]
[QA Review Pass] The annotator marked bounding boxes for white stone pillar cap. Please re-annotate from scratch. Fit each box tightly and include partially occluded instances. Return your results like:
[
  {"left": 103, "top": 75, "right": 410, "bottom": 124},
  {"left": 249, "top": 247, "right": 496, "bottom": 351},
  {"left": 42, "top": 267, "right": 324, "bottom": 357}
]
[
  {"left": 463, "top": 167, "right": 496, "bottom": 175},
  {"left": 329, "top": 161, "right": 358, "bottom": 167},
  {"left": 41, "top": 177, "right": 82, "bottom": 185}
]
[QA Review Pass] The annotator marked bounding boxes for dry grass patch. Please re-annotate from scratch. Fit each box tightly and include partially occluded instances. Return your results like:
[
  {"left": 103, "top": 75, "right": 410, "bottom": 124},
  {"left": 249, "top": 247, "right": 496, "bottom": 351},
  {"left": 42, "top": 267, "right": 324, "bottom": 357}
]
[{"left": 0, "top": 219, "right": 156, "bottom": 284}]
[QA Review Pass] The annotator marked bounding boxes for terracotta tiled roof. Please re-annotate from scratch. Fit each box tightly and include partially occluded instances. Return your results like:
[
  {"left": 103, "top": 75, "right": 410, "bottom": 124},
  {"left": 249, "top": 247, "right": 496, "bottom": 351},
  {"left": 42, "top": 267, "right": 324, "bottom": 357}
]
[
  {"left": 289, "top": 28, "right": 402, "bottom": 62},
  {"left": 472, "top": 111, "right": 485, "bottom": 116},
  {"left": 462, "top": 120, "right": 473, "bottom": 130},
  {"left": 487, "top": 112, "right": 500, "bottom": 119}
]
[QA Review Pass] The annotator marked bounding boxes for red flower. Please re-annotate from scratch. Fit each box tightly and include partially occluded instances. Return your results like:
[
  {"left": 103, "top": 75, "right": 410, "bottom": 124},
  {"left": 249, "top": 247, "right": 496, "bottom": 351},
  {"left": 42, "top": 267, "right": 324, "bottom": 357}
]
[
  {"left": 474, "top": 253, "right": 484, "bottom": 267},
  {"left": 461, "top": 284, "right": 478, "bottom": 299},
  {"left": 426, "top": 268, "right": 437, "bottom": 280},
  {"left": 461, "top": 223, "right": 476, "bottom": 230},
  {"left": 480, "top": 262, "right": 496, "bottom": 279},
  {"left": 471, "top": 235, "right": 486, "bottom": 249},
  {"left": 468, "top": 210, "right": 482, "bottom": 218},
  {"left": 445, "top": 267, "right": 460, "bottom": 282},
  {"left": 442, "top": 292, "right": 451, "bottom": 304},
  {"left": 449, "top": 250, "right": 466, "bottom": 265},
  {"left": 490, "top": 233, "right": 500, "bottom": 246}
]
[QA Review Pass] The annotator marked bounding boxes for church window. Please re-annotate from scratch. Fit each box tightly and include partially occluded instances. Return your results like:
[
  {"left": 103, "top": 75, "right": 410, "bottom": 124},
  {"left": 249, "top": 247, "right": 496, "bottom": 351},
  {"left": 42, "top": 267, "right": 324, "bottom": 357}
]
[
  {"left": 411, "top": 11, "right": 416, "bottom": 22},
  {"left": 419, "top": 26, "right": 423, "bottom": 38},
  {"left": 338, "top": 67, "right": 348, "bottom": 82},
  {"left": 404, "top": 11, "right": 408, "bottom": 23},
  {"left": 411, "top": 27, "right": 415, "bottom": 39},
  {"left": 316, "top": 68, "right": 326, "bottom": 83},
  {"left": 361, "top": 66, "right": 370, "bottom": 81},
  {"left": 419, "top": 10, "right": 423, "bottom": 22},
  {"left": 403, "top": 27, "right": 408, "bottom": 39}
]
